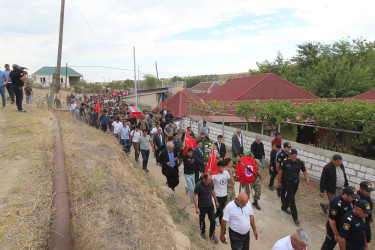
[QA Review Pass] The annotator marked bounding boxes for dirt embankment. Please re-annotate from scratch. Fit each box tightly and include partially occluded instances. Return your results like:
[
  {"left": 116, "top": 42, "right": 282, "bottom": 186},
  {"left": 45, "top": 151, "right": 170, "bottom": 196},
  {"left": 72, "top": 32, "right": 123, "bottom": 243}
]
[
  {"left": 0, "top": 101, "right": 54, "bottom": 248},
  {"left": 57, "top": 112, "right": 188, "bottom": 249}
]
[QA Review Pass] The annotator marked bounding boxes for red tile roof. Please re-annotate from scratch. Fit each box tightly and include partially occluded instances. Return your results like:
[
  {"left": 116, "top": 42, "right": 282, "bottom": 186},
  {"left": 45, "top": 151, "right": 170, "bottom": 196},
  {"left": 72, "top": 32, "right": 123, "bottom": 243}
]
[
  {"left": 152, "top": 89, "right": 202, "bottom": 117},
  {"left": 191, "top": 82, "right": 221, "bottom": 92},
  {"left": 350, "top": 89, "right": 375, "bottom": 102},
  {"left": 204, "top": 73, "right": 320, "bottom": 102}
]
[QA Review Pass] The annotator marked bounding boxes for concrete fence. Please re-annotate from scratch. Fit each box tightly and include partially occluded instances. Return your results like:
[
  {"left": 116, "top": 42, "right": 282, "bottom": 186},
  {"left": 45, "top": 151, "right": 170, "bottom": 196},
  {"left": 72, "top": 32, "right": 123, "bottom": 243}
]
[{"left": 181, "top": 117, "right": 375, "bottom": 199}]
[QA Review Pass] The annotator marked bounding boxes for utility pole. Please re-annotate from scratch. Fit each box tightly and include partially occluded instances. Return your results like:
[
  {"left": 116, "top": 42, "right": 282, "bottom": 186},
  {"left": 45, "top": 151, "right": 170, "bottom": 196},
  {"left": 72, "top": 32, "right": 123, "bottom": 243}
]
[
  {"left": 49, "top": 0, "right": 65, "bottom": 108},
  {"left": 133, "top": 46, "right": 137, "bottom": 106},
  {"left": 155, "top": 61, "right": 160, "bottom": 88},
  {"left": 65, "top": 62, "right": 67, "bottom": 90},
  {"left": 137, "top": 65, "right": 140, "bottom": 105}
]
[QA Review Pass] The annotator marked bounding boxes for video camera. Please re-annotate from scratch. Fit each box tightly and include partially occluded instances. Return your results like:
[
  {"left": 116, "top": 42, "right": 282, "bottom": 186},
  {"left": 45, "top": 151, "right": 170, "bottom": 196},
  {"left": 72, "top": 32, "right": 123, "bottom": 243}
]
[{"left": 12, "top": 64, "right": 28, "bottom": 75}]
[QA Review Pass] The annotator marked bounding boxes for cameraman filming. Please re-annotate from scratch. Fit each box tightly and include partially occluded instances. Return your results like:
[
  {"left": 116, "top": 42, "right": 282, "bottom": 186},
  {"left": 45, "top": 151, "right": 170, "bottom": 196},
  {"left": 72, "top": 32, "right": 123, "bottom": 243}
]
[{"left": 9, "top": 64, "right": 28, "bottom": 112}]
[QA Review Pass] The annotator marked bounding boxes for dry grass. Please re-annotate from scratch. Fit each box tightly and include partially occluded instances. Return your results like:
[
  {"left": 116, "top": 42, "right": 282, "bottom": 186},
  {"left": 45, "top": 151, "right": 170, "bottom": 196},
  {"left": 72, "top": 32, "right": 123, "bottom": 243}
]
[
  {"left": 0, "top": 103, "right": 54, "bottom": 249},
  {"left": 57, "top": 112, "right": 178, "bottom": 249}
]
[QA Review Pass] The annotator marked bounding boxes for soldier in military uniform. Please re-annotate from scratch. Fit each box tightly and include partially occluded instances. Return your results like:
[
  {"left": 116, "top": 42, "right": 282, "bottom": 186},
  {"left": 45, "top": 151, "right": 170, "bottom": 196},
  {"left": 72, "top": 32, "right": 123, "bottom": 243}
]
[
  {"left": 276, "top": 142, "right": 292, "bottom": 212},
  {"left": 139, "top": 116, "right": 149, "bottom": 132},
  {"left": 164, "top": 121, "right": 177, "bottom": 137},
  {"left": 245, "top": 176, "right": 262, "bottom": 210},
  {"left": 224, "top": 158, "right": 236, "bottom": 205},
  {"left": 278, "top": 149, "right": 312, "bottom": 225},
  {"left": 338, "top": 199, "right": 372, "bottom": 250},
  {"left": 359, "top": 181, "right": 374, "bottom": 244},
  {"left": 321, "top": 186, "right": 359, "bottom": 250},
  {"left": 153, "top": 111, "right": 162, "bottom": 124}
]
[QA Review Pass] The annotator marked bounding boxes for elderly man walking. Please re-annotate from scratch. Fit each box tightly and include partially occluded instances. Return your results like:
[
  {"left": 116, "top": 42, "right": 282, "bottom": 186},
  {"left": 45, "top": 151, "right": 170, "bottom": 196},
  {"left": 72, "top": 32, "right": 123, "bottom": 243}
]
[
  {"left": 220, "top": 193, "right": 258, "bottom": 249},
  {"left": 159, "top": 142, "right": 179, "bottom": 191},
  {"left": 272, "top": 228, "right": 311, "bottom": 250},
  {"left": 319, "top": 154, "right": 348, "bottom": 214}
]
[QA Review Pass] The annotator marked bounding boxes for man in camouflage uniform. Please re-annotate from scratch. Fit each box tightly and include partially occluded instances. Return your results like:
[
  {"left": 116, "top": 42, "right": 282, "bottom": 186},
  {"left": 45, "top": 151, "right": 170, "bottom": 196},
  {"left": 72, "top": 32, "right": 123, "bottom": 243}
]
[
  {"left": 164, "top": 121, "right": 177, "bottom": 137},
  {"left": 245, "top": 177, "right": 262, "bottom": 210},
  {"left": 139, "top": 116, "right": 149, "bottom": 131}
]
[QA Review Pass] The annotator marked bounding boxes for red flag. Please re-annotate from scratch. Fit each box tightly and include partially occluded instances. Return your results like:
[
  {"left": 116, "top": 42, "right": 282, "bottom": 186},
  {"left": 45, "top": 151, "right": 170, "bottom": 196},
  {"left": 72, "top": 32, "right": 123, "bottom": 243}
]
[
  {"left": 122, "top": 90, "right": 127, "bottom": 96},
  {"left": 112, "top": 91, "right": 118, "bottom": 97},
  {"left": 183, "top": 131, "right": 197, "bottom": 155},
  {"left": 204, "top": 145, "right": 218, "bottom": 175},
  {"left": 95, "top": 100, "right": 100, "bottom": 114}
]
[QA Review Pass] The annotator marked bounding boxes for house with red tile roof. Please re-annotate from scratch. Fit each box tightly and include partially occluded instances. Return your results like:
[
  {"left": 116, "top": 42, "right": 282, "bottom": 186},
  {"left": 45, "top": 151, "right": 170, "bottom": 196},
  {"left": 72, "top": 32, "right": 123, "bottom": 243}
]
[
  {"left": 191, "top": 82, "right": 221, "bottom": 94},
  {"left": 204, "top": 73, "right": 320, "bottom": 102},
  {"left": 349, "top": 88, "right": 375, "bottom": 103}
]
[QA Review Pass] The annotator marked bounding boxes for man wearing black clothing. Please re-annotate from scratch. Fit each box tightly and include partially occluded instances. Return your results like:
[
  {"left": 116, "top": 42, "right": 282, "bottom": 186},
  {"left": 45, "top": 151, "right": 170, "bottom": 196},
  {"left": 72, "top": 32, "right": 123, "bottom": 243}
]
[
  {"left": 158, "top": 142, "right": 179, "bottom": 191},
  {"left": 278, "top": 149, "right": 312, "bottom": 225},
  {"left": 319, "top": 154, "right": 348, "bottom": 214},
  {"left": 276, "top": 142, "right": 291, "bottom": 205},
  {"left": 183, "top": 148, "right": 196, "bottom": 207},
  {"left": 359, "top": 181, "right": 374, "bottom": 244},
  {"left": 321, "top": 186, "right": 359, "bottom": 250},
  {"left": 269, "top": 143, "right": 281, "bottom": 190},
  {"left": 9, "top": 65, "right": 27, "bottom": 112},
  {"left": 153, "top": 128, "right": 166, "bottom": 166},
  {"left": 165, "top": 110, "right": 173, "bottom": 123},
  {"left": 193, "top": 174, "right": 220, "bottom": 243},
  {"left": 250, "top": 136, "right": 265, "bottom": 169},
  {"left": 215, "top": 135, "right": 226, "bottom": 159},
  {"left": 181, "top": 126, "right": 195, "bottom": 142},
  {"left": 193, "top": 141, "right": 205, "bottom": 184}
]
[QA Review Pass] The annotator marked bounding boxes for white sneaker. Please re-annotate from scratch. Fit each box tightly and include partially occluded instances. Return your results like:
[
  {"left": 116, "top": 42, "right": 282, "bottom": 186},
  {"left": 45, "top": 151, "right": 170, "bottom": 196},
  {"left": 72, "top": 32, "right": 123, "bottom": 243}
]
[
  {"left": 191, "top": 202, "right": 195, "bottom": 208},
  {"left": 215, "top": 220, "right": 220, "bottom": 226},
  {"left": 224, "top": 233, "right": 228, "bottom": 244}
]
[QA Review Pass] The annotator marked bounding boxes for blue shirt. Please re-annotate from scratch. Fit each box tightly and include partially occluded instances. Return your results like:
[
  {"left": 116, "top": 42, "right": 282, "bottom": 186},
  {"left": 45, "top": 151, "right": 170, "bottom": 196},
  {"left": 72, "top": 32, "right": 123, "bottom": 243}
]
[
  {"left": 0, "top": 71, "right": 6, "bottom": 87},
  {"left": 168, "top": 150, "right": 175, "bottom": 167},
  {"left": 3, "top": 70, "right": 11, "bottom": 83},
  {"left": 119, "top": 126, "right": 130, "bottom": 140}
]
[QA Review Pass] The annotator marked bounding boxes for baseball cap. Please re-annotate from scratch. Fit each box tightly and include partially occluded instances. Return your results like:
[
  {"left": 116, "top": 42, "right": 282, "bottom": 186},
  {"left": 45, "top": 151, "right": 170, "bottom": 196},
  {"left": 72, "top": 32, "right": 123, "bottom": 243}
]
[
  {"left": 283, "top": 142, "right": 291, "bottom": 148},
  {"left": 343, "top": 186, "right": 360, "bottom": 199},
  {"left": 290, "top": 149, "right": 298, "bottom": 155},
  {"left": 355, "top": 199, "right": 373, "bottom": 214},
  {"left": 360, "top": 181, "right": 374, "bottom": 192}
]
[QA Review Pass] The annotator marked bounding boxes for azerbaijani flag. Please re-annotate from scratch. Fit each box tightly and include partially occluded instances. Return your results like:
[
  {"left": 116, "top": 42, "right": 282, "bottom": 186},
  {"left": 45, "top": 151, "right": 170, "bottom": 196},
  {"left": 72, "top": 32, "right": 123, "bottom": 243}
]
[
  {"left": 129, "top": 106, "right": 142, "bottom": 113},
  {"left": 158, "top": 95, "right": 162, "bottom": 108}
]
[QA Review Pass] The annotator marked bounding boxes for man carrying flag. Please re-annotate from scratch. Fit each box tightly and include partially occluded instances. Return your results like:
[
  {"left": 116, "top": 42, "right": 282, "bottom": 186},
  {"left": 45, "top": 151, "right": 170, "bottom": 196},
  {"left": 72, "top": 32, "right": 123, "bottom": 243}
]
[
  {"left": 183, "top": 128, "right": 197, "bottom": 155},
  {"left": 95, "top": 100, "right": 100, "bottom": 114}
]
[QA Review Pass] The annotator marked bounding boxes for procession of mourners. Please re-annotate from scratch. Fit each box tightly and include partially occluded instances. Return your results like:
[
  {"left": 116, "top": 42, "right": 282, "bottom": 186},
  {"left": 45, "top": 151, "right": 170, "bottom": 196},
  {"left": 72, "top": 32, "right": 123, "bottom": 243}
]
[{"left": 63, "top": 91, "right": 372, "bottom": 250}]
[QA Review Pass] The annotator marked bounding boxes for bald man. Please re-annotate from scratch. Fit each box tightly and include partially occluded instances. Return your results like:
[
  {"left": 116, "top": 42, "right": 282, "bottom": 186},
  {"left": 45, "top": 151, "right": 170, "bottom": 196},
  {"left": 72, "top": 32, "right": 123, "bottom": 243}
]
[
  {"left": 158, "top": 142, "right": 179, "bottom": 191},
  {"left": 220, "top": 193, "right": 258, "bottom": 249}
]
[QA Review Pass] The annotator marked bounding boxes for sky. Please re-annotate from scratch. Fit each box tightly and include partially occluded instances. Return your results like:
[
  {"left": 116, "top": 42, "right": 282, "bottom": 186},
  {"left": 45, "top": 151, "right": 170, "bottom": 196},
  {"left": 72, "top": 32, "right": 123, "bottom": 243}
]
[{"left": 1, "top": 0, "right": 375, "bottom": 83}]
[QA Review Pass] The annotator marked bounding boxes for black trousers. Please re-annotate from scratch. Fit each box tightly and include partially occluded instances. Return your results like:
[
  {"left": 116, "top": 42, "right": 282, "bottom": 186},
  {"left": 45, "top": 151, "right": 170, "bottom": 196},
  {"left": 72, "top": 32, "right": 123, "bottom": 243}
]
[
  {"left": 166, "top": 166, "right": 179, "bottom": 190},
  {"left": 229, "top": 227, "right": 250, "bottom": 250},
  {"left": 269, "top": 166, "right": 277, "bottom": 187},
  {"left": 215, "top": 196, "right": 227, "bottom": 225},
  {"left": 6, "top": 83, "right": 14, "bottom": 102},
  {"left": 101, "top": 124, "right": 108, "bottom": 132},
  {"left": 365, "top": 221, "right": 371, "bottom": 243},
  {"left": 346, "top": 244, "right": 365, "bottom": 250},
  {"left": 321, "top": 221, "right": 337, "bottom": 250},
  {"left": 199, "top": 204, "right": 215, "bottom": 237},
  {"left": 283, "top": 180, "right": 299, "bottom": 220},
  {"left": 280, "top": 182, "right": 288, "bottom": 209},
  {"left": 12, "top": 85, "right": 23, "bottom": 111}
]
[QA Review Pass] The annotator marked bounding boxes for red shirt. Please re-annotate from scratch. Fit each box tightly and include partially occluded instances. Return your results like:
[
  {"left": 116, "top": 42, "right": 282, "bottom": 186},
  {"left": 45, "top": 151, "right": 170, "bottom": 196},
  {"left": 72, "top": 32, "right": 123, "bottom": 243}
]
[{"left": 272, "top": 138, "right": 282, "bottom": 146}]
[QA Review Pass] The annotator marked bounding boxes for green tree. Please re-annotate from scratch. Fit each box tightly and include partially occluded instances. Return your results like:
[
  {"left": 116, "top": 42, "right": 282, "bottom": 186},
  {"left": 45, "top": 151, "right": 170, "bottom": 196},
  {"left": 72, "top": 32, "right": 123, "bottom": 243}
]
[
  {"left": 142, "top": 74, "right": 158, "bottom": 89},
  {"left": 124, "top": 79, "right": 135, "bottom": 88}
]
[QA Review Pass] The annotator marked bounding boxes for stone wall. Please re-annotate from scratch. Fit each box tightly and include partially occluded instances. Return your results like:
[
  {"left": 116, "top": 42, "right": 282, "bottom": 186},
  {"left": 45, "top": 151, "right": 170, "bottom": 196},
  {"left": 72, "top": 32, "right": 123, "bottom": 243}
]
[{"left": 182, "top": 117, "right": 375, "bottom": 199}]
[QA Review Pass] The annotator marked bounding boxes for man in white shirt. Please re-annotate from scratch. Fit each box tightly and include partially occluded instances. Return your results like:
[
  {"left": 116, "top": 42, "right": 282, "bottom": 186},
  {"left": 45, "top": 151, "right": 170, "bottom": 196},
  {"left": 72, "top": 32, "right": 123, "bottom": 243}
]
[
  {"left": 272, "top": 228, "right": 311, "bottom": 250},
  {"left": 118, "top": 121, "right": 131, "bottom": 154},
  {"left": 211, "top": 161, "right": 234, "bottom": 243},
  {"left": 220, "top": 193, "right": 258, "bottom": 249},
  {"left": 70, "top": 101, "right": 77, "bottom": 119},
  {"left": 111, "top": 117, "right": 123, "bottom": 139}
]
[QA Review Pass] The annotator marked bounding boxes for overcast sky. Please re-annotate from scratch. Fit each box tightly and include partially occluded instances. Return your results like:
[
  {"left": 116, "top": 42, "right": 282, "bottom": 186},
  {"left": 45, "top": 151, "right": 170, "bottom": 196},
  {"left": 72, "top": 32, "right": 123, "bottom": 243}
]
[{"left": 1, "top": 0, "right": 374, "bottom": 82}]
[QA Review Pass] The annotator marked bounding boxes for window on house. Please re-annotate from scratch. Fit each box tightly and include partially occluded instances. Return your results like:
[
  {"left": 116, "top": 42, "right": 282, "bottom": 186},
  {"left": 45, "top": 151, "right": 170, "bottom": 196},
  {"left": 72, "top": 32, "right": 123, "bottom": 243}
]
[
  {"left": 61, "top": 78, "right": 64, "bottom": 83},
  {"left": 40, "top": 77, "right": 46, "bottom": 83}
]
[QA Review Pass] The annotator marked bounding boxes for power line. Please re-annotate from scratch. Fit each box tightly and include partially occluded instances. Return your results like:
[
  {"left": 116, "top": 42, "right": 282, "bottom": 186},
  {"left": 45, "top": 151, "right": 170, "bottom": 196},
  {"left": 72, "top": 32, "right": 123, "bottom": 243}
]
[
  {"left": 70, "top": 0, "right": 123, "bottom": 67},
  {"left": 69, "top": 65, "right": 148, "bottom": 75}
]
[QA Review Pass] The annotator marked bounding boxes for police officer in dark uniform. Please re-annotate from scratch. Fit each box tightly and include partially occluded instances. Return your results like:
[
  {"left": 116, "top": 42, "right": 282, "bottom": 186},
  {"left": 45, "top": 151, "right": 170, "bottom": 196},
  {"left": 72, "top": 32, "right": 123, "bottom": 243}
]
[
  {"left": 359, "top": 181, "right": 374, "bottom": 244},
  {"left": 278, "top": 149, "right": 312, "bottom": 225},
  {"left": 338, "top": 199, "right": 372, "bottom": 250},
  {"left": 321, "top": 186, "right": 360, "bottom": 250},
  {"left": 276, "top": 142, "right": 292, "bottom": 212}
]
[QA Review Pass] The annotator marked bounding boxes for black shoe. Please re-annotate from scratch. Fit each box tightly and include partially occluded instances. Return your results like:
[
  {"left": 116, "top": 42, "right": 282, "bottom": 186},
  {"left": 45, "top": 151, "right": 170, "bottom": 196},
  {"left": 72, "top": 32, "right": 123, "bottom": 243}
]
[
  {"left": 201, "top": 232, "right": 207, "bottom": 239},
  {"left": 11, "top": 101, "right": 14, "bottom": 104},
  {"left": 210, "top": 234, "right": 219, "bottom": 244},
  {"left": 294, "top": 219, "right": 301, "bottom": 225},
  {"left": 320, "top": 203, "right": 328, "bottom": 214},
  {"left": 281, "top": 207, "right": 291, "bottom": 215},
  {"left": 18, "top": 109, "right": 27, "bottom": 112},
  {"left": 276, "top": 188, "right": 281, "bottom": 197},
  {"left": 144, "top": 169, "right": 149, "bottom": 172},
  {"left": 269, "top": 186, "right": 275, "bottom": 191},
  {"left": 252, "top": 201, "right": 261, "bottom": 210}
]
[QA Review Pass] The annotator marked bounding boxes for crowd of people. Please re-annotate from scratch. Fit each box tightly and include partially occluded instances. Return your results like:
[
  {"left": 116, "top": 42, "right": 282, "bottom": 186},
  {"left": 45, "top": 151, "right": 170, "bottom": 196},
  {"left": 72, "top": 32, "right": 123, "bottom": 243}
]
[{"left": 67, "top": 92, "right": 373, "bottom": 250}]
